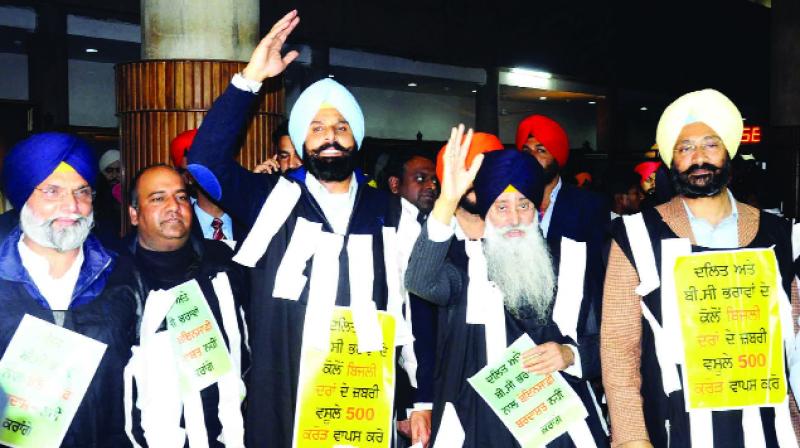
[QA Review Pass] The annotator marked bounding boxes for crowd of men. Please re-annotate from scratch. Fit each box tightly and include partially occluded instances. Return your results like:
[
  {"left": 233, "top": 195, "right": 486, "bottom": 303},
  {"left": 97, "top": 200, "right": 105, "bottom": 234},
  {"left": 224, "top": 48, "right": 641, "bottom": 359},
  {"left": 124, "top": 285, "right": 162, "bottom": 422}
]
[{"left": 1, "top": 9, "right": 800, "bottom": 448}]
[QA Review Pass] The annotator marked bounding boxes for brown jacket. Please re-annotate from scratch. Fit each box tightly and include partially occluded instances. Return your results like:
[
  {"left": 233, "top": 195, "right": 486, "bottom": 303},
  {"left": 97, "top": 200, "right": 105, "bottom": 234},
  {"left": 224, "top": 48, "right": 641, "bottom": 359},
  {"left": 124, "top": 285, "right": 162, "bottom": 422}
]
[{"left": 600, "top": 196, "right": 800, "bottom": 446}]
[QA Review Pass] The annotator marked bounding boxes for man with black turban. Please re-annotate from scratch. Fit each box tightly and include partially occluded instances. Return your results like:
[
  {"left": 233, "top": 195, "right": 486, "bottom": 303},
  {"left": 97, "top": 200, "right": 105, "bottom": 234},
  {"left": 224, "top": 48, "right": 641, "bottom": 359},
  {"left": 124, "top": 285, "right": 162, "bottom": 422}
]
[
  {"left": 0, "top": 132, "right": 146, "bottom": 446},
  {"left": 405, "top": 125, "right": 607, "bottom": 447}
]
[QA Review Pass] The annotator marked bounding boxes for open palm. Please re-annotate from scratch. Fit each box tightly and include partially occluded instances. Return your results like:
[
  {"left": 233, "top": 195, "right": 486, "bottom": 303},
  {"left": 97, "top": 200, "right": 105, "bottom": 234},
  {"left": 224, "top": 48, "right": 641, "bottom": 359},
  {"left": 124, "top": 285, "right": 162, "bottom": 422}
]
[
  {"left": 242, "top": 10, "right": 301, "bottom": 82},
  {"left": 440, "top": 124, "right": 483, "bottom": 204}
]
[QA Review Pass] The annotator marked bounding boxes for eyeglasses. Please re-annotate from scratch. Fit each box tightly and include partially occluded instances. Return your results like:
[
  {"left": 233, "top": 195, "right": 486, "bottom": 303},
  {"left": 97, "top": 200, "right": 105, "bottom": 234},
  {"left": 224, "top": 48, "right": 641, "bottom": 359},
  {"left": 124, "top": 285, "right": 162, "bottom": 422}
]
[
  {"left": 673, "top": 136, "right": 725, "bottom": 156},
  {"left": 34, "top": 185, "right": 95, "bottom": 203}
]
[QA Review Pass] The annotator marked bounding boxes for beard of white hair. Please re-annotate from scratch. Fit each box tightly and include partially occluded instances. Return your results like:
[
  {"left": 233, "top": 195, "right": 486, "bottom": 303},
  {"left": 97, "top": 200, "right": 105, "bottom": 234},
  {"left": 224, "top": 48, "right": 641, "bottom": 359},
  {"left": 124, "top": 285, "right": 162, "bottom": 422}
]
[
  {"left": 483, "top": 216, "right": 556, "bottom": 320},
  {"left": 20, "top": 203, "right": 94, "bottom": 253}
]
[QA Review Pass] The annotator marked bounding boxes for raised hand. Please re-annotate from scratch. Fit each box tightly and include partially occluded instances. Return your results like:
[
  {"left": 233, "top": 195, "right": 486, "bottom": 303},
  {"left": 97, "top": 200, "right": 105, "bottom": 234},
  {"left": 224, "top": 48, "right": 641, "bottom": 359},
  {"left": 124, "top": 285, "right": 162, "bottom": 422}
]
[
  {"left": 440, "top": 124, "right": 482, "bottom": 204},
  {"left": 242, "top": 10, "right": 300, "bottom": 82},
  {"left": 430, "top": 124, "right": 483, "bottom": 226}
]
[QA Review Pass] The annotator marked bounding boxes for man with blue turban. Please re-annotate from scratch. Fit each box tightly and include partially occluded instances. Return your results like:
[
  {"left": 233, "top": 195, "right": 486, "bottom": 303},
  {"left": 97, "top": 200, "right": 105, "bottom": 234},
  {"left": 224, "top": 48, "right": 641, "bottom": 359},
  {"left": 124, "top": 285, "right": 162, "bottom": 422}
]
[
  {"left": 0, "top": 132, "right": 146, "bottom": 446},
  {"left": 186, "top": 11, "right": 432, "bottom": 447},
  {"left": 405, "top": 126, "right": 608, "bottom": 448}
]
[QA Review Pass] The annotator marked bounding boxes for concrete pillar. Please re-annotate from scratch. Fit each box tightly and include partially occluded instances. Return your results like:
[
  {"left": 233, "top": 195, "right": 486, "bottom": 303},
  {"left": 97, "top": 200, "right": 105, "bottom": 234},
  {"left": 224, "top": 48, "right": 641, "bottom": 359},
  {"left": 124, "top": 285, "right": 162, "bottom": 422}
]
[
  {"left": 769, "top": 0, "right": 800, "bottom": 218},
  {"left": 475, "top": 67, "right": 499, "bottom": 135},
  {"left": 28, "top": 4, "right": 68, "bottom": 130},
  {"left": 118, "top": 0, "right": 283, "bottom": 235},
  {"left": 141, "top": 0, "right": 259, "bottom": 60}
]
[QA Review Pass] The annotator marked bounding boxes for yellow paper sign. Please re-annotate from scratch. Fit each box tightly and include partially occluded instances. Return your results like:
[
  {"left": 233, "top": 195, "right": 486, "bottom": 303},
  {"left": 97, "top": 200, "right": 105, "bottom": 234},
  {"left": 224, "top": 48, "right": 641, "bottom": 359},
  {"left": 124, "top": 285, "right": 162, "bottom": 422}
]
[
  {"left": 292, "top": 308, "right": 396, "bottom": 448},
  {"left": 674, "top": 248, "right": 786, "bottom": 409}
]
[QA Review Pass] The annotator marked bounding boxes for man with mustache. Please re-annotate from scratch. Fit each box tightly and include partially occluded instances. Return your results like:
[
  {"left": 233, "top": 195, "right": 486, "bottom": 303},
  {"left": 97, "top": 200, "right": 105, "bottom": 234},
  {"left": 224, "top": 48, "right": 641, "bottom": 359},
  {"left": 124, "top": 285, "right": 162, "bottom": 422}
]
[
  {"left": 125, "top": 165, "right": 249, "bottom": 447},
  {"left": 186, "top": 11, "right": 409, "bottom": 447},
  {"left": 601, "top": 89, "right": 800, "bottom": 447},
  {"left": 405, "top": 127, "right": 607, "bottom": 447},
  {"left": 0, "top": 132, "right": 146, "bottom": 446}
]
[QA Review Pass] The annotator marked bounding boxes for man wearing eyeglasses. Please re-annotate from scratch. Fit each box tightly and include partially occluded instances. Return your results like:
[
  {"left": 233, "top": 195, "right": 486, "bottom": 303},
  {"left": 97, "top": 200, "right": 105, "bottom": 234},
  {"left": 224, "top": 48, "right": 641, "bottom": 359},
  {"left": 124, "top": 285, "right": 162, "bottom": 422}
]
[
  {"left": 601, "top": 89, "right": 800, "bottom": 447},
  {"left": 0, "top": 132, "right": 146, "bottom": 446}
]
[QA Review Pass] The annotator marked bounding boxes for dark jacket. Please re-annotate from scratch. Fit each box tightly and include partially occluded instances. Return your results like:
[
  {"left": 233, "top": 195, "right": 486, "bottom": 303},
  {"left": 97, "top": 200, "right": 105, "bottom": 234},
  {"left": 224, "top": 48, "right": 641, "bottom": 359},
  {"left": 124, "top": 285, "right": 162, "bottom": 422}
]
[
  {"left": 404, "top": 225, "right": 607, "bottom": 448},
  {"left": 189, "top": 201, "right": 247, "bottom": 244},
  {"left": 187, "top": 83, "right": 393, "bottom": 447},
  {"left": 385, "top": 196, "right": 437, "bottom": 420},
  {"left": 127, "top": 235, "right": 249, "bottom": 447},
  {"left": 0, "top": 226, "right": 145, "bottom": 447},
  {"left": 549, "top": 182, "right": 609, "bottom": 316}
]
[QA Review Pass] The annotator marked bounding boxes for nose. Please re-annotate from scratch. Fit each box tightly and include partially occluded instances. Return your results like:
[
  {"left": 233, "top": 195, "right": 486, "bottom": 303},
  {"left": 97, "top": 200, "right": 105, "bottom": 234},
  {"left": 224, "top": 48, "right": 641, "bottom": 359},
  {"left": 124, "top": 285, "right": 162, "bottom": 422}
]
[
  {"left": 690, "top": 145, "right": 706, "bottom": 166},
  {"left": 165, "top": 195, "right": 180, "bottom": 211},
  {"left": 323, "top": 126, "right": 336, "bottom": 143},
  {"left": 60, "top": 191, "right": 80, "bottom": 214},
  {"left": 423, "top": 177, "right": 437, "bottom": 192},
  {"left": 509, "top": 208, "right": 520, "bottom": 227}
]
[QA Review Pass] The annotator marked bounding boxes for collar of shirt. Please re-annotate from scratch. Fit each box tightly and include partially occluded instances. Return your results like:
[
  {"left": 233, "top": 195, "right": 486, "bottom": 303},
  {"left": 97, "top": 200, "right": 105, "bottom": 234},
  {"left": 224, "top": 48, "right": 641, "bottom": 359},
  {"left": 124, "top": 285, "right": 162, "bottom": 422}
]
[
  {"left": 192, "top": 199, "right": 233, "bottom": 240},
  {"left": 17, "top": 235, "right": 84, "bottom": 310},
  {"left": 400, "top": 197, "right": 421, "bottom": 221},
  {"left": 305, "top": 173, "right": 358, "bottom": 235},
  {"left": 539, "top": 177, "right": 562, "bottom": 238},
  {"left": 681, "top": 189, "right": 739, "bottom": 249}
]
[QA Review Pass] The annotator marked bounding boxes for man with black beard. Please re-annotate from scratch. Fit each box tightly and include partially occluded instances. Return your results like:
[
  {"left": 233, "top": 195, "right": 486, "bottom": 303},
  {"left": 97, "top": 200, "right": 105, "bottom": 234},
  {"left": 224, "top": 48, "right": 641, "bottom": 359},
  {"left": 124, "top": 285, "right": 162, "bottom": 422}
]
[
  {"left": 0, "top": 132, "right": 145, "bottom": 446},
  {"left": 406, "top": 127, "right": 607, "bottom": 448},
  {"left": 186, "top": 11, "right": 407, "bottom": 447},
  {"left": 602, "top": 89, "right": 800, "bottom": 447}
]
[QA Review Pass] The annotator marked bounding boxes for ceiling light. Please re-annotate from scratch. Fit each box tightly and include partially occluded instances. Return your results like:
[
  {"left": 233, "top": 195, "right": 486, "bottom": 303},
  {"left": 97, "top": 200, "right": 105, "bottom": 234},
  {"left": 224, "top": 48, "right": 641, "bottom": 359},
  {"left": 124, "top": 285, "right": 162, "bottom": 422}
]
[
  {"left": 640, "top": 106, "right": 648, "bottom": 111},
  {"left": 327, "top": 74, "right": 334, "bottom": 78},
  {"left": 407, "top": 82, "right": 417, "bottom": 87},
  {"left": 510, "top": 67, "right": 552, "bottom": 79},
  {"left": 471, "top": 89, "right": 477, "bottom": 93},
  {"left": 85, "top": 48, "right": 98, "bottom": 53},
  {"left": 588, "top": 101, "right": 596, "bottom": 105},
  {"left": 539, "top": 96, "right": 547, "bottom": 100}
]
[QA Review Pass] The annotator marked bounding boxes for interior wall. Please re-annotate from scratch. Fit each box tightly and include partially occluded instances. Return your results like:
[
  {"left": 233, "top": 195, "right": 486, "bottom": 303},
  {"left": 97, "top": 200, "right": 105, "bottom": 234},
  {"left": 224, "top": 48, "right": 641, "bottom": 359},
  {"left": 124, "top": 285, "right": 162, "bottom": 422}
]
[
  {"left": 68, "top": 59, "right": 117, "bottom": 127},
  {"left": 0, "top": 53, "right": 28, "bottom": 101}
]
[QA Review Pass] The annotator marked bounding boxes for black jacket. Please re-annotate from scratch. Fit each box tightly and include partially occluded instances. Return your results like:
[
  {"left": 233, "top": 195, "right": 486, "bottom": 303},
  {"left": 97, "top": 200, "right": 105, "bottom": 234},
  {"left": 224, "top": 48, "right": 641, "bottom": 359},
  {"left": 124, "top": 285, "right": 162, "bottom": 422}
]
[
  {"left": 187, "top": 83, "right": 393, "bottom": 447},
  {"left": 127, "top": 236, "right": 249, "bottom": 447}
]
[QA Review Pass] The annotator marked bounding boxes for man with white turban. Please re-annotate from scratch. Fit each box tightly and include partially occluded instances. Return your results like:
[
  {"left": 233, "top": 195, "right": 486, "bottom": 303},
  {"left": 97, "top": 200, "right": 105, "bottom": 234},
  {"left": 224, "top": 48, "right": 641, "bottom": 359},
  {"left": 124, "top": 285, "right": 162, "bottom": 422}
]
[
  {"left": 187, "top": 11, "right": 425, "bottom": 447},
  {"left": 601, "top": 89, "right": 800, "bottom": 447}
]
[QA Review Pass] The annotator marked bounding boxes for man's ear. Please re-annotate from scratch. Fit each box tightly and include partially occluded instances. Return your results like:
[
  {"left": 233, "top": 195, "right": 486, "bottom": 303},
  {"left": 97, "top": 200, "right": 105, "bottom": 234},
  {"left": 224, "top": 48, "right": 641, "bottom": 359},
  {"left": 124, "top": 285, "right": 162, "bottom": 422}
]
[
  {"left": 387, "top": 176, "right": 401, "bottom": 194},
  {"left": 128, "top": 206, "right": 139, "bottom": 226}
]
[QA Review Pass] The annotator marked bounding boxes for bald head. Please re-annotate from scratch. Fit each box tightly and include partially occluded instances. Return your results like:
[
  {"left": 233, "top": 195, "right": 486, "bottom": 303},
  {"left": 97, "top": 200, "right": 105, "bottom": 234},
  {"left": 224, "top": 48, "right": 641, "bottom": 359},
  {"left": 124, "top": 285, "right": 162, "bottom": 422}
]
[{"left": 129, "top": 165, "right": 192, "bottom": 252}]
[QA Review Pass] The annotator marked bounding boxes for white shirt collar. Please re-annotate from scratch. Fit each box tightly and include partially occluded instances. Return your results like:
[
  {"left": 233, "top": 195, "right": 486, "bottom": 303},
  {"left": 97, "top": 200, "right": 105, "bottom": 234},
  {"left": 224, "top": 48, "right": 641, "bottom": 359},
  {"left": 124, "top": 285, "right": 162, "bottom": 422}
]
[
  {"left": 305, "top": 173, "right": 358, "bottom": 235},
  {"left": 18, "top": 236, "right": 84, "bottom": 310},
  {"left": 681, "top": 188, "right": 739, "bottom": 223}
]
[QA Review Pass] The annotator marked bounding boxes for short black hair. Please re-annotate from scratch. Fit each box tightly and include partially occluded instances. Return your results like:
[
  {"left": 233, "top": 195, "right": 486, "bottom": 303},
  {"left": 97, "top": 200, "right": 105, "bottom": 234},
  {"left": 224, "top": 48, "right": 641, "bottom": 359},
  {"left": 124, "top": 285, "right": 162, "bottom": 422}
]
[
  {"left": 605, "top": 169, "right": 642, "bottom": 197},
  {"left": 384, "top": 150, "right": 435, "bottom": 186},
  {"left": 129, "top": 163, "right": 182, "bottom": 209},
  {"left": 272, "top": 119, "right": 290, "bottom": 143}
]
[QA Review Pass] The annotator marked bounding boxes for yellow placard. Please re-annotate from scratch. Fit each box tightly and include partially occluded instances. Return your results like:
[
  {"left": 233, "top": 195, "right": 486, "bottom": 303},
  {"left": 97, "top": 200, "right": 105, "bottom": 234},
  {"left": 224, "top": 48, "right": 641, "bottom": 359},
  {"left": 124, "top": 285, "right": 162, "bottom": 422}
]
[
  {"left": 674, "top": 248, "right": 786, "bottom": 410},
  {"left": 292, "top": 308, "right": 396, "bottom": 447}
]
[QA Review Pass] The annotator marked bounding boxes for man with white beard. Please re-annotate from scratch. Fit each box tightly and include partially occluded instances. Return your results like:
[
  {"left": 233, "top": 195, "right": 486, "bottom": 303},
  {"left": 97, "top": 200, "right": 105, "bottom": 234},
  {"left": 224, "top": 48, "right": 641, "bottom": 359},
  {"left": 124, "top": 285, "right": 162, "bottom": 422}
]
[
  {"left": 0, "top": 132, "right": 146, "bottom": 446},
  {"left": 405, "top": 126, "right": 607, "bottom": 448}
]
